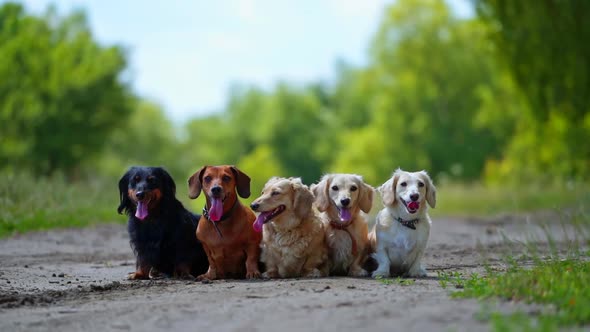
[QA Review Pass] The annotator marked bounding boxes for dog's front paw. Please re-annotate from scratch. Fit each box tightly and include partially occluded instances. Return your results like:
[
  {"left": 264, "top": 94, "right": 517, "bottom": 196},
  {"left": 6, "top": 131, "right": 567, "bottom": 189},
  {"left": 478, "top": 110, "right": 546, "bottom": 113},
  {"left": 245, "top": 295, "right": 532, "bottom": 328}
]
[
  {"left": 262, "top": 270, "right": 279, "bottom": 279},
  {"left": 304, "top": 268, "right": 322, "bottom": 278},
  {"left": 175, "top": 272, "right": 196, "bottom": 280},
  {"left": 407, "top": 266, "right": 427, "bottom": 278},
  {"left": 127, "top": 272, "right": 148, "bottom": 280},
  {"left": 148, "top": 267, "right": 167, "bottom": 280},
  {"left": 372, "top": 270, "right": 390, "bottom": 279},
  {"left": 349, "top": 267, "right": 369, "bottom": 278},
  {"left": 246, "top": 270, "right": 261, "bottom": 279}
]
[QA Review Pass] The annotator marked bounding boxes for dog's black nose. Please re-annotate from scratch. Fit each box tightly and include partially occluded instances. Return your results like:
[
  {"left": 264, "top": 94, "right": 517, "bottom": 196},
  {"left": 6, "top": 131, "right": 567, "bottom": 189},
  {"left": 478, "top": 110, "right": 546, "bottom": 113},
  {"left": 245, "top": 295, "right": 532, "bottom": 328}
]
[
  {"left": 211, "top": 186, "right": 222, "bottom": 196},
  {"left": 250, "top": 202, "right": 259, "bottom": 211},
  {"left": 410, "top": 193, "right": 419, "bottom": 202},
  {"left": 340, "top": 198, "right": 350, "bottom": 207},
  {"left": 136, "top": 191, "right": 145, "bottom": 200}
]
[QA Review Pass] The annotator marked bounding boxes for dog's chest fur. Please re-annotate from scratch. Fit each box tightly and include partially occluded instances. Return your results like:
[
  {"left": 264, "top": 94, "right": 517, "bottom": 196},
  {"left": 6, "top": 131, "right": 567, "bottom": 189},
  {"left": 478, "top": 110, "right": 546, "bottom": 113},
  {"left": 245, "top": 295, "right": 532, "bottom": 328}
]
[{"left": 377, "top": 209, "right": 430, "bottom": 272}]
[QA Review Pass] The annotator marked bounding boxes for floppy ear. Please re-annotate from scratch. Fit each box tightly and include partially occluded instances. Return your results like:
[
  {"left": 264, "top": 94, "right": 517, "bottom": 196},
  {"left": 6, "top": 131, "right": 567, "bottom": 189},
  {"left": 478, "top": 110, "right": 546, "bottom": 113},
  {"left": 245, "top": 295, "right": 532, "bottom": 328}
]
[
  {"left": 231, "top": 166, "right": 251, "bottom": 198},
  {"left": 379, "top": 171, "right": 400, "bottom": 207},
  {"left": 117, "top": 167, "right": 134, "bottom": 215},
  {"left": 358, "top": 181, "right": 374, "bottom": 213},
  {"left": 292, "top": 178, "right": 314, "bottom": 218},
  {"left": 311, "top": 175, "right": 331, "bottom": 212},
  {"left": 188, "top": 166, "right": 207, "bottom": 199},
  {"left": 420, "top": 171, "right": 437, "bottom": 208},
  {"left": 155, "top": 167, "right": 177, "bottom": 197}
]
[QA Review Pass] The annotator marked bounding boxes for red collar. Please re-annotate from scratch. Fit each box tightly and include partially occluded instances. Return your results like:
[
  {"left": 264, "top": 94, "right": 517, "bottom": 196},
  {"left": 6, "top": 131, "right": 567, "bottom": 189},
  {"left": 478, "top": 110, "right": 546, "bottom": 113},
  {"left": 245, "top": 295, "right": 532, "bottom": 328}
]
[{"left": 329, "top": 219, "right": 357, "bottom": 256}]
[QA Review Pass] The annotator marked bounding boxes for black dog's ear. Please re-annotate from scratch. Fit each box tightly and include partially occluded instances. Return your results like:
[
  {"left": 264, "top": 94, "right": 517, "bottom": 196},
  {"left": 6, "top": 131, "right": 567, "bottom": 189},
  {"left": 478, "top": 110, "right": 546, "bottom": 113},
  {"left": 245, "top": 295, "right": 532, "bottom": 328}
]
[
  {"left": 188, "top": 166, "right": 208, "bottom": 199},
  {"left": 231, "top": 166, "right": 251, "bottom": 198},
  {"left": 154, "top": 167, "right": 176, "bottom": 197},
  {"left": 117, "top": 167, "right": 136, "bottom": 215}
]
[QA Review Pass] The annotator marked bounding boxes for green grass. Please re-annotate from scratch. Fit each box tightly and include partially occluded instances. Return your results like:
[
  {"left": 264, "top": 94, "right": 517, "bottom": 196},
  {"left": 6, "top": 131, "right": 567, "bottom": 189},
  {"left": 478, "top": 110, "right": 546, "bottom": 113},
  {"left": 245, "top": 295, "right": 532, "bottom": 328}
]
[
  {"left": 375, "top": 275, "right": 416, "bottom": 286},
  {"left": 447, "top": 258, "right": 590, "bottom": 330},
  {"left": 431, "top": 182, "right": 590, "bottom": 217},
  {"left": 0, "top": 172, "right": 121, "bottom": 238}
]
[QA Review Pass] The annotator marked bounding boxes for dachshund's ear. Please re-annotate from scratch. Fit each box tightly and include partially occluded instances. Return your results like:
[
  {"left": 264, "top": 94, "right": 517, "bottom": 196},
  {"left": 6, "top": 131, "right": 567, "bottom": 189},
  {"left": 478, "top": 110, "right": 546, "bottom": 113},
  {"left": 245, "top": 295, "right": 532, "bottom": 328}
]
[
  {"left": 358, "top": 179, "right": 374, "bottom": 213},
  {"left": 311, "top": 175, "right": 331, "bottom": 212},
  {"left": 292, "top": 179, "right": 314, "bottom": 219},
  {"left": 117, "top": 167, "right": 135, "bottom": 215},
  {"left": 188, "top": 166, "right": 207, "bottom": 199},
  {"left": 419, "top": 170, "right": 436, "bottom": 208},
  {"left": 379, "top": 170, "right": 401, "bottom": 207},
  {"left": 155, "top": 167, "right": 176, "bottom": 197},
  {"left": 231, "top": 166, "right": 251, "bottom": 198}
]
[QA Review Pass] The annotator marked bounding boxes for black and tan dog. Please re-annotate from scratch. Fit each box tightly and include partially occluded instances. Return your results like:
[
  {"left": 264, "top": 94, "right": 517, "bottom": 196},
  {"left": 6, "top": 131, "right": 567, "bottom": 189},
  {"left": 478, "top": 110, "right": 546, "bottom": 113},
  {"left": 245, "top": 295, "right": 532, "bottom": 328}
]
[{"left": 118, "top": 166, "right": 208, "bottom": 279}]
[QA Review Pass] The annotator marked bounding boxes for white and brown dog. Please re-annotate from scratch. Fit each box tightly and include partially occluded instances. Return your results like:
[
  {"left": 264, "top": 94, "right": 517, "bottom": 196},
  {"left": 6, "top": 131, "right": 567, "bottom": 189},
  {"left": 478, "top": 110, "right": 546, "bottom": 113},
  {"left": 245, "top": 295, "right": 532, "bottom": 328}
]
[
  {"left": 370, "top": 169, "right": 436, "bottom": 278},
  {"left": 312, "top": 174, "right": 374, "bottom": 277}
]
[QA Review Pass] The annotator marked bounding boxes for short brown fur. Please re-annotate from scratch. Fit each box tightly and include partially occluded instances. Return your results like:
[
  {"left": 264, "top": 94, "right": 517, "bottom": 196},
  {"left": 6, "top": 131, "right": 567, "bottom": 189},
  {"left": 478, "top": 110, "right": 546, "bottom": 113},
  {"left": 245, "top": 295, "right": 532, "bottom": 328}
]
[{"left": 188, "top": 165, "right": 261, "bottom": 280}]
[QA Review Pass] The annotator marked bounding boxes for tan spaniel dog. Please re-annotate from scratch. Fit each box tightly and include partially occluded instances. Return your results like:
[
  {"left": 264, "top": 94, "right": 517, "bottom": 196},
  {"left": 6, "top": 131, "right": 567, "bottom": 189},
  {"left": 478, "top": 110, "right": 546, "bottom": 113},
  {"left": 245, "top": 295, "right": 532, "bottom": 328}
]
[
  {"left": 250, "top": 177, "right": 328, "bottom": 278},
  {"left": 312, "top": 174, "right": 374, "bottom": 277}
]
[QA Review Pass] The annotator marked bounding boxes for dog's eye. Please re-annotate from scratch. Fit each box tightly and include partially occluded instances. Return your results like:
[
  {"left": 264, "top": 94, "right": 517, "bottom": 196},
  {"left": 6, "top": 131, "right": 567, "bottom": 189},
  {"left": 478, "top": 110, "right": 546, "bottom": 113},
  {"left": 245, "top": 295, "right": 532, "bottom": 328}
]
[
  {"left": 204, "top": 176, "right": 212, "bottom": 183},
  {"left": 222, "top": 175, "right": 231, "bottom": 182},
  {"left": 271, "top": 191, "right": 280, "bottom": 196},
  {"left": 350, "top": 185, "right": 358, "bottom": 192},
  {"left": 147, "top": 176, "right": 155, "bottom": 183},
  {"left": 331, "top": 186, "right": 338, "bottom": 191},
  {"left": 400, "top": 182, "right": 407, "bottom": 187},
  {"left": 133, "top": 175, "right": 140, "bottom": 182},
  {"left": 418, "top": 181, "right": 424, "bottom": 187}
]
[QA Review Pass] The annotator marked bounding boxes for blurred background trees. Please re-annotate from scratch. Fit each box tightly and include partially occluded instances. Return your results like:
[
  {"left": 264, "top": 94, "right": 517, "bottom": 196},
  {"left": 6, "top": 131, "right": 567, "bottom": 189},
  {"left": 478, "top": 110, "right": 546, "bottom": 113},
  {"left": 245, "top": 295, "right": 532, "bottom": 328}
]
[
  {"left": 1, "top": 0, "right": 588, "bottom": 193},
  {"left": 0, "top": 3, "right": 132, "bottom": 176}
]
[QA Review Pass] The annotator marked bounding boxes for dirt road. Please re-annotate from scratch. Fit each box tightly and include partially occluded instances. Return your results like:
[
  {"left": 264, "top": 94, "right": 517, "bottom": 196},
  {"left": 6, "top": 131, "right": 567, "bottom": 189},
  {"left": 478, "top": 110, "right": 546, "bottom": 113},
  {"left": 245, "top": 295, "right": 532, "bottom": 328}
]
[{"left": 0, "top": 213, "right": 574, "bottom": 331}]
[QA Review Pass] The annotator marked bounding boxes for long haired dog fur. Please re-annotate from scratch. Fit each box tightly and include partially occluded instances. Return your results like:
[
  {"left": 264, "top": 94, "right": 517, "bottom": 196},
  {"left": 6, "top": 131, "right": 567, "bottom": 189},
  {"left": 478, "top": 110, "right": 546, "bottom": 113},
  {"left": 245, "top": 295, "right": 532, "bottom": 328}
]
[
  {"left": 118, "top": 166, "right": 208, "bottom": 280},
  {"left": 188, "top": 165, "right": 261, "bottom": 280},
  {"left": 370, "top": 169, "right": 436, "bottom": 278},
  {"left": 312, "top": 174, "right": 374, "bottom": 277},
  {"left": 250, "top": 177, "right": 328, "bottom": 278}
]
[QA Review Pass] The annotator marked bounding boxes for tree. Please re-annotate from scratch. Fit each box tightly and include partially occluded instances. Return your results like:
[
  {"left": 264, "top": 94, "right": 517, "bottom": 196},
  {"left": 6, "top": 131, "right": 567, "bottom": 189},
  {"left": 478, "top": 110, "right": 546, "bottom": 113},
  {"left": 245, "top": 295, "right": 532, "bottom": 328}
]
[
  {"left": 474, "top": 0, "right": 590, "bottom": 181},
  {"left": 332, "top": 0, "right": 505, "bottom": 183},
  {"left": 0, "top": 3, "right": 132, "bottom": 175}
]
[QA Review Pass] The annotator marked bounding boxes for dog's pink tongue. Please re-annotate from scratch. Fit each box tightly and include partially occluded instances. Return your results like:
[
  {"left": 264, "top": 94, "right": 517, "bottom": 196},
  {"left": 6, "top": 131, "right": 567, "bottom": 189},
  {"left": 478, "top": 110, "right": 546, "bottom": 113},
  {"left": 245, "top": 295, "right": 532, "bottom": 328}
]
[
  {"left": 208, "top": 198, "right": 224, "bottom": 222},
  {"left": 408, "top": 201, "right": 420, "bottom": 211},
  {"left": 339, "top": 208, "right": 352, "bottom": 222},
  {"left": 253, "top": 211, "right": 271, "bottom": 232},
  {"left": 135, "top": 201, "right": 148, "bottom": 220}
]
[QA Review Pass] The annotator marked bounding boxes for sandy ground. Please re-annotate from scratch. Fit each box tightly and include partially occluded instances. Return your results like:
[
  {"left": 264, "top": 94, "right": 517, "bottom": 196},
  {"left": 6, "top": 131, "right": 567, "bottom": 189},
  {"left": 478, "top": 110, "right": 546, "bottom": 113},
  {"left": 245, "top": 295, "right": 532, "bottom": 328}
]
[{"left": 0, "top": 213, "right": 581, "bottom": 332}]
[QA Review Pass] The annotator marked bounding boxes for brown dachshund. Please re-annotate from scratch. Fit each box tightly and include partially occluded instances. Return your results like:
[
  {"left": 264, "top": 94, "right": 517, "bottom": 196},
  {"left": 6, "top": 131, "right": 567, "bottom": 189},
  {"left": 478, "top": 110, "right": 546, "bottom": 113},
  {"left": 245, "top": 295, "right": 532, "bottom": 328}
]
[{"left": 188, "top": 165, "right": 261, "bottom": 280}]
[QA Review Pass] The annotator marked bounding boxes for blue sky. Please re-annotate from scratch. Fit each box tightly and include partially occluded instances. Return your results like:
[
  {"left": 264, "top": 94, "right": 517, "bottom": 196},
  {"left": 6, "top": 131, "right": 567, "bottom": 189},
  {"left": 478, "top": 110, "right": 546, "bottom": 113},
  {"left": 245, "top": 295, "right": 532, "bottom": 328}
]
[{"left": 18, "top": 0, "right": 472, "bottom": 122}]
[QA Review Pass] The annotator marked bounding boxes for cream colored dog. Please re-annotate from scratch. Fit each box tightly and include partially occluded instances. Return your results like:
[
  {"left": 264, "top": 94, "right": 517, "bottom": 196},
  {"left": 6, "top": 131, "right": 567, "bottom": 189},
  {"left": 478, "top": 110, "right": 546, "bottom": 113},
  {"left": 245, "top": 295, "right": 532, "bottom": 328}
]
[
  {"left": 250, "top": 177, "right": 328, "bottom": 278},
  {"left": 370, "top": 169, "right": 436, "bottom": 278},
  {"left": 312, "top": 174, "right": 374, "bottom": 277}
]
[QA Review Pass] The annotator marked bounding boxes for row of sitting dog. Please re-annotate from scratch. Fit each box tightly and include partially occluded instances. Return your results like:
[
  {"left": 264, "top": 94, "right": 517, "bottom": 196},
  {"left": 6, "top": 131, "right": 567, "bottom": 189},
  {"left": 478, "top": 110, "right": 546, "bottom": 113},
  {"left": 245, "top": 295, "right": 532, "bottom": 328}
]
[{"left": 117, "top": 165, "right": 436, "bottom": 280}]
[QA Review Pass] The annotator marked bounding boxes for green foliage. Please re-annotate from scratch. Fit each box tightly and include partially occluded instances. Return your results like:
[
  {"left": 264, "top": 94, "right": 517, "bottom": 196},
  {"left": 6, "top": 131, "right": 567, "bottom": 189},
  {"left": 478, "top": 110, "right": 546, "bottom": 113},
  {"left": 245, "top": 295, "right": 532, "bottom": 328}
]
[
  {"left": 0, "top": 171, "right": 118, "bottom": 238},
  {"left": 96, "top": 100, "right": 183, "bottom": 178},
  {"left": 474, "top": 0, "right": 590, "bottom": 182},
  {"left": 431, "top": 182, "right": 590, "bottom": 217},
  {"left": 0, "top": 2, "right": 132, "bottom": 176},
  {"left": 331, "top": 0, "right": 507, "bottom": 183}
]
